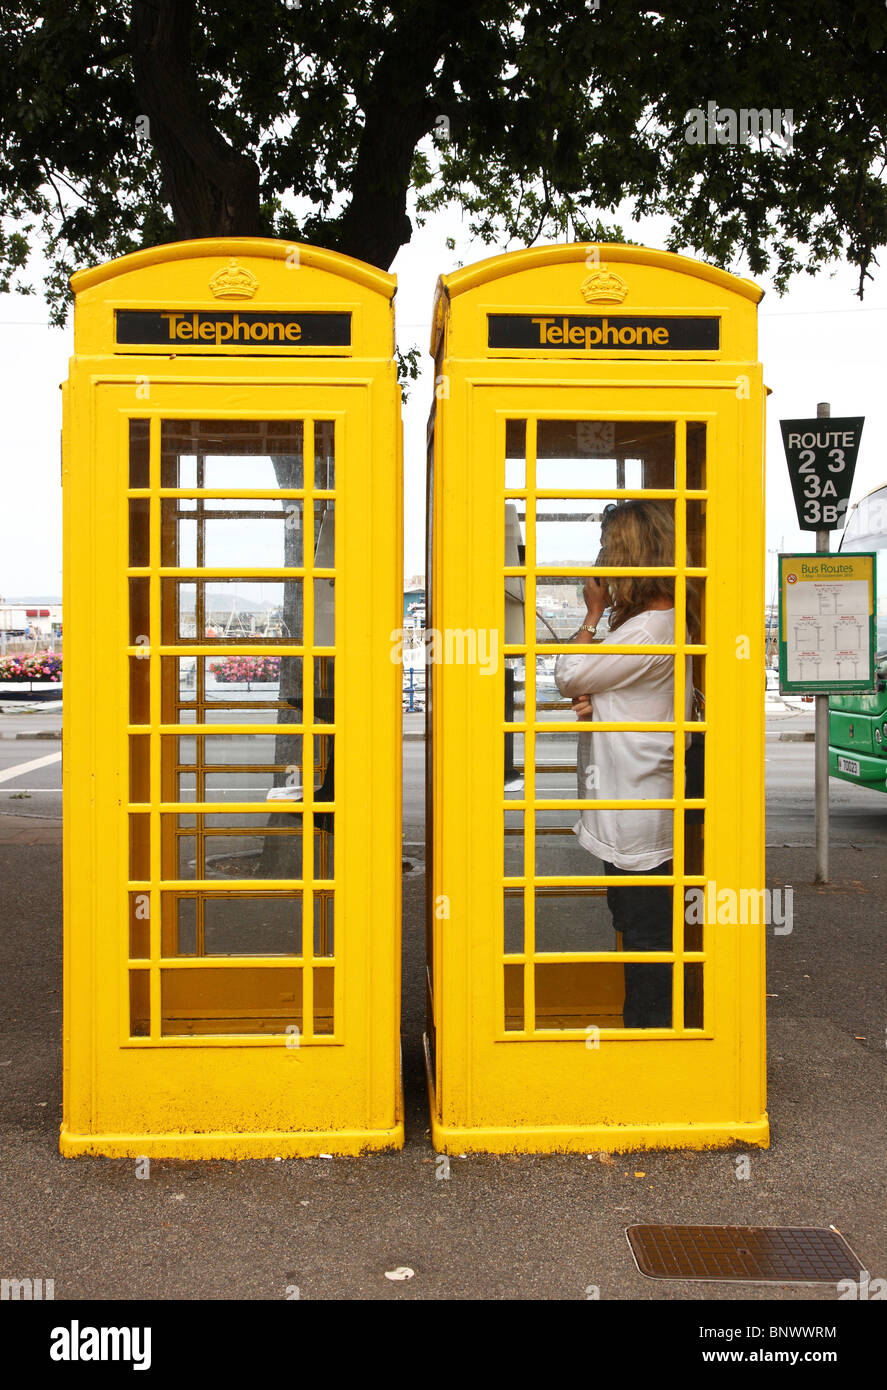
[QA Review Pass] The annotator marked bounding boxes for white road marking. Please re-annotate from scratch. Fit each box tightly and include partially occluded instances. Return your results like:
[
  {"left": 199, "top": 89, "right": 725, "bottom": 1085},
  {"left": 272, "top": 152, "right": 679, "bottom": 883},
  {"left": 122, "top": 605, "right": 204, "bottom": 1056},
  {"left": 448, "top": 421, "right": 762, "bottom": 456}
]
[{"left": 0, "top": 751, "right": 62, "bottom": 785}]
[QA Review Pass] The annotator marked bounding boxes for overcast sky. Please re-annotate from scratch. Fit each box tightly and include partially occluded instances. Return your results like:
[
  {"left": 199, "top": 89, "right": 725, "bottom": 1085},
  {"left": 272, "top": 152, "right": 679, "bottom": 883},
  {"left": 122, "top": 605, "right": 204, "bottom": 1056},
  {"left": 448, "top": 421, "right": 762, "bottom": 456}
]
[{"left": 2, "top": 206, "right": 885, "bottom": 606}]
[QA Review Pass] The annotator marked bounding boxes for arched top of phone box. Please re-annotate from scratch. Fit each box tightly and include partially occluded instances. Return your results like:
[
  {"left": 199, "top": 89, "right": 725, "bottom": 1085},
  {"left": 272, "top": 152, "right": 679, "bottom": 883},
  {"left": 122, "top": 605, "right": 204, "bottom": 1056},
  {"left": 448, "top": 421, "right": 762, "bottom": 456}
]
[
  {"left": 431, "top": 242, "right": 763, "bottom": 363},
  {"left": 70, "top": 238, "right": 396, "bottom": 359}
]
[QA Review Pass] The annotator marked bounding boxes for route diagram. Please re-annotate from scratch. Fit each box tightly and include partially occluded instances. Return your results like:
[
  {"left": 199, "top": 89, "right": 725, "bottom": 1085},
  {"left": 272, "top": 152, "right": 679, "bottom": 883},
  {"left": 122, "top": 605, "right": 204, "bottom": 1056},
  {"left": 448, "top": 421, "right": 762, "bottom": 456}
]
[{"left": 784, "top": 574, "right": 871, "bottom": 687}]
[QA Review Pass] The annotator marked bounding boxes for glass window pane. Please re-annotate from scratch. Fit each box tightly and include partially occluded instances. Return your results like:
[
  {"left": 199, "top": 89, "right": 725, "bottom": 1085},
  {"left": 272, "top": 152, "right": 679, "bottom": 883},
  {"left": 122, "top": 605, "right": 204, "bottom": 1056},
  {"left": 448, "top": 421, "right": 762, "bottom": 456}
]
[
  {"left": 203, "top": 893, "right": 303, "bottom": 955},
  {"left": 129, "top": 892, "right": 151, "bottom": 958},
  {"left": 161, "top": 812, "right": 305, "bottom": 882},
  {"left": 534, "top": 808, "right": 592, "bottom": 875},
  {"left": 160, "top": 966, "right": 305, "bottom": 1035},
  {"left": 129, "top": 575, "right": 150, "bottom": 644},
  {"left": 535, "top": 497, "right": 676, "bottom": 570},
  {"left": 536, "top": 420, "right": 675, "bottom": 490},
  {"left": 687, "top": 422, "right": 706, "bottom": 490},
  {"left": 161, "top": 420, "right": 304, "bottom": 489},
  {"left": 504, "top": 890, "right": 523, "bottom": 953},
  {"left": 160, "top": 499, "right": 303, "bottom": 569},
  {"left": 504, "top": 731, "right": 524, "bottom": 794},
  {"left": 535, "top": 576, "right": 587, "bottom": 642},
  {"left": 129, "top": 814, "right": 150, "bottom": 880},
  {"left": 130, "top": 657, "right": 150, "bottom": 725},
  {"left": 130, "top": 734, "right": 150, "bottom": 803},
  {"left": 534, "top": 961, "right": 672, "bottom": 1030},
  {"left": 504, "top": 654, "right": 525, "bottom": 722},
  {"left": 505, "top": 420, "right": 526, "bottom": 489},
  {"left": 534, "top": 887, "right": 613, "bottom": 952},
  {"left": 684, "top": 963, "right": 704, "bottom": 1028},
  {"left": 129, "top": 499, "right": 150, "bottom": 567},
  {"left": 160, "top": 894, "right": 196, "bottom": 955},
  {"left": 504, "top": 810, "right": 524, "bottom": 876},
  {"left": 315, "top": 420, "right": 335, "bottom": 490},
  {"left": 129, "top": 419, "right": 150, "bottom": 488},
  {"left": 130, "top": 971, "right": 150, "bottom": 1037},
  {"left": 687, "top": 499, "right": 706, "bottom": 567},
  {"left": 314, "top": 893, "right": 334, "bottom": 956},
  {"left": 504, "top": 963, "right": 524, "bottom": 1031},
  {"left": 314, "top": 968, "right": 335, "bottom": 1035}
]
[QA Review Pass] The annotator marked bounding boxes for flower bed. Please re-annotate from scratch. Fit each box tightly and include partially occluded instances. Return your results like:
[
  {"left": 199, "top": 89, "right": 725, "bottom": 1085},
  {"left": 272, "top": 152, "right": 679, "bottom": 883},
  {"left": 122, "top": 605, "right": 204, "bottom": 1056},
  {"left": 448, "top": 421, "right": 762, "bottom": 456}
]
[
  {"left": 0, "top": 651, "right": 62, "bottom": 683},
  {"left": 208, "top": 656, "right": 281, "bottom": 686}
]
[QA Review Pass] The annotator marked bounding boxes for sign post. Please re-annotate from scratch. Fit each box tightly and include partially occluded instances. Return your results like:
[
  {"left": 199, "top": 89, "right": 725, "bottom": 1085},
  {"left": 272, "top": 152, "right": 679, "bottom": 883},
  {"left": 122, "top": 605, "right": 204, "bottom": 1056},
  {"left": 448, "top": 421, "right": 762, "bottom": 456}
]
[{"left": 779, "top": 403, "right": 867, "bottom": 883}]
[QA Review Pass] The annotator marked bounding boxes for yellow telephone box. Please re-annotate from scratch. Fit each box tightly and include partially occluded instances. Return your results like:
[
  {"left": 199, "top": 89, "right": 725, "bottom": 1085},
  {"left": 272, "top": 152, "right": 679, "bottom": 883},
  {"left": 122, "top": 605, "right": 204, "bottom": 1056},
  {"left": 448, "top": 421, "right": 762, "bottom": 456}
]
[
  {"left": 425, "top": 243, "right": 768, "bottom": 1153},
  {"left": 61, "top": 239, "right": 403, "bottom": 1157}
]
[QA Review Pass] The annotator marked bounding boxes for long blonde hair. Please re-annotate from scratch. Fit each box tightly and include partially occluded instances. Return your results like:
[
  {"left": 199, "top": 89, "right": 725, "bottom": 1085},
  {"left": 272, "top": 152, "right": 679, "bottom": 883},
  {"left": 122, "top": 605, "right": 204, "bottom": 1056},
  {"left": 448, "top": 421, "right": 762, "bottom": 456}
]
[{"left": 598, "top": 499, "right": 699, "bottom": 637}]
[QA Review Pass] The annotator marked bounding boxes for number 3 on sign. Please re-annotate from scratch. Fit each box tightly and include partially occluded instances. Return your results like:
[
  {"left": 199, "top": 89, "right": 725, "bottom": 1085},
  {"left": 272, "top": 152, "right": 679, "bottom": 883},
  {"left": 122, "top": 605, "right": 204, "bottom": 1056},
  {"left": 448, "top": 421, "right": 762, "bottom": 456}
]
[{"left": 828, "top": 447, "right": 845, "bottom": 471}]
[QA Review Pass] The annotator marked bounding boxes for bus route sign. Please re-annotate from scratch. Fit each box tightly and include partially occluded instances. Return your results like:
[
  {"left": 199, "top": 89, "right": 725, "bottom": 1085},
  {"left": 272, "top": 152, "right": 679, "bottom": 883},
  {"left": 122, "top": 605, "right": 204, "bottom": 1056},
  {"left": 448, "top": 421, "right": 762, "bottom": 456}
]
[
  {"left": 780, "top": 417, "right": 864, "bottom": 531},
  {"left": 778, "top": 552, "right": 877, "bottom": 694}
]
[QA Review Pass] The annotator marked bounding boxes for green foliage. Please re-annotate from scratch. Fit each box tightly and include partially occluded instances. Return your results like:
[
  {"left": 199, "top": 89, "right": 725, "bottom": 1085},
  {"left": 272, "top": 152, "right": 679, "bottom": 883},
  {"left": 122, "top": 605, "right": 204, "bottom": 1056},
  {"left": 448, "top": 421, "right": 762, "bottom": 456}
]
[
  {"left": 395, "top": 345, "right": 422, "bottom": 402},
  {"left": 2, "top": 0, "right": 885, "bottom": 325}
]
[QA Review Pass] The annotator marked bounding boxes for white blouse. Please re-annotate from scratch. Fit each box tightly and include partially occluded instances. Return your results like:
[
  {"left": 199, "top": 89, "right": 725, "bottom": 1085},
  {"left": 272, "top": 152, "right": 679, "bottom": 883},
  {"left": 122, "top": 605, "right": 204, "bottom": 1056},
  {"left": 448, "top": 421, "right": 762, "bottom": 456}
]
[{"left": 553, "top": 607, "right": 692, "bottom": 870}]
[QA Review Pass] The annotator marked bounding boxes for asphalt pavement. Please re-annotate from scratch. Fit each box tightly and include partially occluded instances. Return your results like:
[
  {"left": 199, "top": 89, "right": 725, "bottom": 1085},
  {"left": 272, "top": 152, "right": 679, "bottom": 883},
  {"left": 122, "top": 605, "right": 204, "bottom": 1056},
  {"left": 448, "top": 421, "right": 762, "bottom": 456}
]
[{"left": 0, "top": 698, "right": 885, "bottom": 1304}]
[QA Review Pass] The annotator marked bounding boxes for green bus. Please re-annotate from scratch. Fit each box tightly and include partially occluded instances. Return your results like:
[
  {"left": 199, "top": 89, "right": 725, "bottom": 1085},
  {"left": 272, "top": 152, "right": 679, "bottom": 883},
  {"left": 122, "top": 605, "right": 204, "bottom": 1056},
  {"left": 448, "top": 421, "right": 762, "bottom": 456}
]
[{"left": 829, "top": 483, "right": 887, "bottom": 790}]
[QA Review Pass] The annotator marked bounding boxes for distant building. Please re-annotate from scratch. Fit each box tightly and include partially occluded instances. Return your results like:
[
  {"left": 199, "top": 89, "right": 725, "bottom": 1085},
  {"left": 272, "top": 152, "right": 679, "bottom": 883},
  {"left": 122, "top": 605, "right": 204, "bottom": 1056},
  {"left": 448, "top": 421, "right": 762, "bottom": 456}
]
[
  {"left": 0, "top": 598, "right": 62, "bottom": 639},
  {"left": 403, "top": 578, "right": 425, "bottom": 624}
]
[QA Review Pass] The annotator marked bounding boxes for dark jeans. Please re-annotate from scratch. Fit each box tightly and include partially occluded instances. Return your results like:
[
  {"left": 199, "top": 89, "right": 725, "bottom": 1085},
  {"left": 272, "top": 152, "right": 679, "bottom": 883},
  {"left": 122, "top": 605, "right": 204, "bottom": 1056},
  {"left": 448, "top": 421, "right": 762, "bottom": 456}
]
[{"left": 602, "top": 859, "right": 672, "bottom": 1028}]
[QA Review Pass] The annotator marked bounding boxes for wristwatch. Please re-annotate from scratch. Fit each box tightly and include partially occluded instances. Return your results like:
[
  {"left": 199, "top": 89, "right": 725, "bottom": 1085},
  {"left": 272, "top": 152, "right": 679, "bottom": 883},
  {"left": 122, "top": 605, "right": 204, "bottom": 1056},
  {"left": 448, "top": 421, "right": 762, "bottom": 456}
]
[{"left": 578, "top": 621, "right": 597, "bottom": 638}]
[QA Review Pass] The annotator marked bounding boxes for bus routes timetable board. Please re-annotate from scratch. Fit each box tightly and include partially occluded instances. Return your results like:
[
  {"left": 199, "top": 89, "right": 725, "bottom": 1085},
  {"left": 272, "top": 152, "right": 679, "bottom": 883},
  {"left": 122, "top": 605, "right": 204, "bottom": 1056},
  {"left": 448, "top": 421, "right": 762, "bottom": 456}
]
[{"left": 778, "top": 553, "right": 877, "bottom": 694}]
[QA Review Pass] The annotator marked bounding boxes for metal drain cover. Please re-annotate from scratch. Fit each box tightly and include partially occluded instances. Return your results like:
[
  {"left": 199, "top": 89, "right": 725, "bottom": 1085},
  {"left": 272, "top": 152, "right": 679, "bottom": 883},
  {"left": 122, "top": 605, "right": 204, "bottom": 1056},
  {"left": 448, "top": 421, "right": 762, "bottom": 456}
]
[{"left": 627, "top": 1224, "right": 865, "bottom": 1284}]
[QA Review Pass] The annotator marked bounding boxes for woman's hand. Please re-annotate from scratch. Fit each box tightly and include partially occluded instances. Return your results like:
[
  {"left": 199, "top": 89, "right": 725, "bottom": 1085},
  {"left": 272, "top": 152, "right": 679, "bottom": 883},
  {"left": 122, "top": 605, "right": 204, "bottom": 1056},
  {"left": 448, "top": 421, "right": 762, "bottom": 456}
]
[
  {"left": 582, "top": 575, "right": 607, "bottom": 628},
  {"left": 572, "top": 694, "right": 594, "bottom": 720}
]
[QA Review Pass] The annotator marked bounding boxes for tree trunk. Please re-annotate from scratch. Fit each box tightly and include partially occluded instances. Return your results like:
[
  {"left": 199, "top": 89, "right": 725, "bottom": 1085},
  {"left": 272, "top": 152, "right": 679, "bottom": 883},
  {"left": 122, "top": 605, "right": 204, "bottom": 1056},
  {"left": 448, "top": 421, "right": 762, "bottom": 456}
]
[{"left": 131, "top": 0, "right": 260, "bottom": 239}]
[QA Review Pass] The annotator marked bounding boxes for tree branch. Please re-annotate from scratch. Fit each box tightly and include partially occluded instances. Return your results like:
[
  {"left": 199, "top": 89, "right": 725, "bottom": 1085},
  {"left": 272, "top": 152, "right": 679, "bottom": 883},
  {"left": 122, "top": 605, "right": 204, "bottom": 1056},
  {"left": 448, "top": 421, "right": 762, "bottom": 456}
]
[{"left": 330, "top": 2, "right": 467, "bottom": 267}]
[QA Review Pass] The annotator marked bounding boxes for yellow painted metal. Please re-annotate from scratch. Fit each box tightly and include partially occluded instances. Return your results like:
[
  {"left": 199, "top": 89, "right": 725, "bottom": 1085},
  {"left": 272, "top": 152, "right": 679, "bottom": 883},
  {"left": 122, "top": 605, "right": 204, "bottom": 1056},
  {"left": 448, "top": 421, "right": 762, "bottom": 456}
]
[
  {"left": 425, "top": 242, "right": 768, "bottom": 1153},
  {"left": 61, "top": 238, "right": 403, "bottom": 1157}
]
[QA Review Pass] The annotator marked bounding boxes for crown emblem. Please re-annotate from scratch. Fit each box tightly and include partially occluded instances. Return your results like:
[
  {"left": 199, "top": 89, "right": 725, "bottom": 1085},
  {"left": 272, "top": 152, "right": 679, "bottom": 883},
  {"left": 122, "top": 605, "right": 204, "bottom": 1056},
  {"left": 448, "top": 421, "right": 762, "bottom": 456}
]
[
  {"left": 209, "top": 259, "right": 259, "bottom": 300},
  {"left": 580, "top": 267, "right": 628, "bottom": 304}
]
